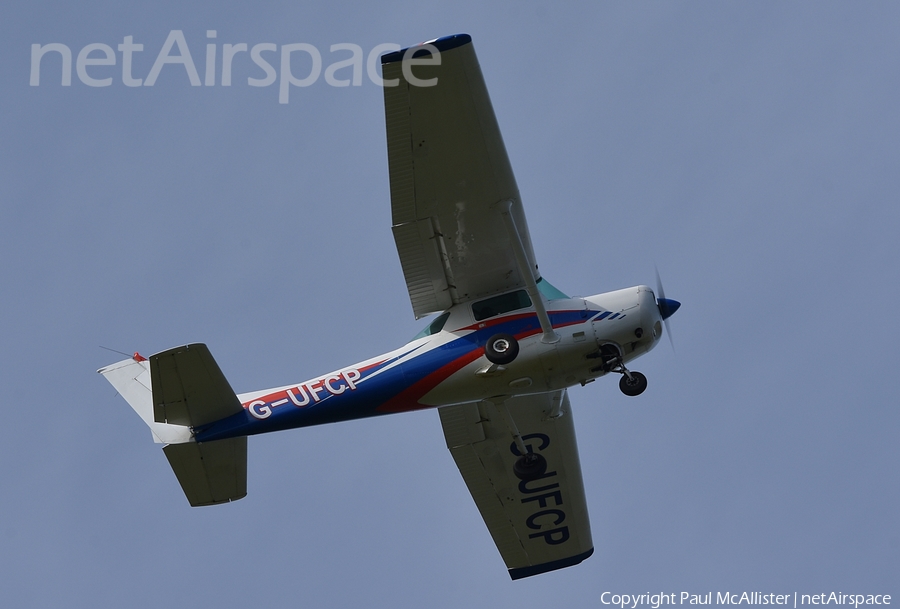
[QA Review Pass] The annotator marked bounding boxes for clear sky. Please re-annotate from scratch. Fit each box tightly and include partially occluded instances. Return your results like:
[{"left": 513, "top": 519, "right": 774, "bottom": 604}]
[{"left": 2, "top": 2, "right": 898, "bottom": 607}]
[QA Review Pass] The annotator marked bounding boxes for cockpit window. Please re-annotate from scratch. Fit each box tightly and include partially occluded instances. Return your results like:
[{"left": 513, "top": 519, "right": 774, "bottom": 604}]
[
  {"left": 537, "top": 277, "right": 569, "bottom": 300},
  {"left": 472, "top": 290, "right": 532, "bottom": 322},
  {"left": 411, "top": 311, "right": 451, "bottom": 341}
]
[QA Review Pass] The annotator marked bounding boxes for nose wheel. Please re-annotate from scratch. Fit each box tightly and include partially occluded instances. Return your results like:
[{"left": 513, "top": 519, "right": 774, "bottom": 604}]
[
  {"left": 589, "top": 345, "right": 648, "bottom": 396},
  {"left": 618, "top": 370, "right": 648, "bottom": 396}
]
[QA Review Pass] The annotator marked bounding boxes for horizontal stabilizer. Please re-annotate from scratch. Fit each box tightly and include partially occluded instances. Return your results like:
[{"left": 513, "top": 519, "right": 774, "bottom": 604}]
[
  {"left": 150, "top": 343, "right": 244, "bottom": 427},
  {"left": 163, "top": 438, "right": 247, "bottom": 506},
  {"left": 100, "top": 345, "right": 250, "bottom": 507}
]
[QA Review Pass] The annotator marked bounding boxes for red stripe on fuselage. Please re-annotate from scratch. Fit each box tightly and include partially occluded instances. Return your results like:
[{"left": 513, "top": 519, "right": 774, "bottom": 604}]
[
  {"left": 375, "top": 347, "right": 485, "bottom": 413},
  {"left": 377, "top": 311, "right": 590, "bottom": 413}
]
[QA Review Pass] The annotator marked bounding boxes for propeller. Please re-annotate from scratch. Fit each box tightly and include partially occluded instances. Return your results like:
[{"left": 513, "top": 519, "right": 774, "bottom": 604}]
[{"left": 655, "top": 267, "right": 681, "bottom": 351}]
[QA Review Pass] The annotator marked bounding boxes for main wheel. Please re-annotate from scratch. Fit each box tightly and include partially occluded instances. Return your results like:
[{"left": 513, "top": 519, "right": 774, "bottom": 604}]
[
  {"left": 484, "top": 333, "right": 519, "bottom": 365},
  {"left": 513, "top": 452, "right": 547, "bottom": 481},
  {"left": 619, "top": 371, "right": 648, "bottom": 396}
]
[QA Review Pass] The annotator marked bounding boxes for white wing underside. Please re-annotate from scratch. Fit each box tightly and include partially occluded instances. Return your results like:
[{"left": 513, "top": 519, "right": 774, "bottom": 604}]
[
  {"left": 438, "top": 390, "right": 593, "bottom": 579},
  {"left": 386, "top": 36, "right": 593, "bottom": 579},
  {"left": 383, "top": 36, "right": 540, "bottom": 318}
]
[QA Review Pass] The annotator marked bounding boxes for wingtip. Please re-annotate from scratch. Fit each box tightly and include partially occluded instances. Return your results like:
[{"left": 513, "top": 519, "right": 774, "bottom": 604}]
[
  {"left": 381, "top": 33, "right": 472, "bottom": 64},
  {"left": 508, "top": 547, "right": 595, "bottom": 580}
]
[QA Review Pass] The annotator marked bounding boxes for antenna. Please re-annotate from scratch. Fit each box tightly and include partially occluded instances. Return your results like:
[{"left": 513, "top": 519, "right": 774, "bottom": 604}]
[{"left": 99, "top": 346, "right": 131, "bottom": 357}]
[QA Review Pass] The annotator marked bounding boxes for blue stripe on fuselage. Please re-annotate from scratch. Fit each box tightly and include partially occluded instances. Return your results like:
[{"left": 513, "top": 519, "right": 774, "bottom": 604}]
[{"left": 193, "top": 309, "right": 590, "bottom": 442}]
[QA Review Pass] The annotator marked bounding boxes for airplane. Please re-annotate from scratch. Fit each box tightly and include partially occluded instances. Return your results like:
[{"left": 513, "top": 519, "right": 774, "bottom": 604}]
[{"left": 99, "top": 33, "right": 680, "bottom": 580}]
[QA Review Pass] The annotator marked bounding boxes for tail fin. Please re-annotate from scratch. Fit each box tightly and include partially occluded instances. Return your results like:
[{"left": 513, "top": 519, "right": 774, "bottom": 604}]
[
  {"left": 98, "top": 344, "right": 248, "bottom": 506},
  {"left": 98, "top": 355, "right": 192, "bottom": 444}
]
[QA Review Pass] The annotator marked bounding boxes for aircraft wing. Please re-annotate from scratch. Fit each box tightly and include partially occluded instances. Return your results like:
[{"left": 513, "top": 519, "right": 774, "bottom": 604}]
[
  {"left": 438, "top": 390, "right": 594, "bottom": 579},
  {"left": 382, "top": 34, "right": 540, "bottom": 318}
]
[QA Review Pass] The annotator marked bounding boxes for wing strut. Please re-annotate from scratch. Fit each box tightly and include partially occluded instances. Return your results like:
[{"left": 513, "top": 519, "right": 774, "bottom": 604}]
[
  {"left": 488, "top": 397, "right": 549, "bottom": 480},
  {"left": 488, "top": 397, "right": 529, "bottom": 456},
  {"left": 499, "top": 200, "right": 559, "bottom": 343}
]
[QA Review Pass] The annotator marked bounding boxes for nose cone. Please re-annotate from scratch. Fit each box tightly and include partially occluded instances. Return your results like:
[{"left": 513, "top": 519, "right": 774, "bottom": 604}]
[{"left": 658, "top": 298, "right": 681, "bottom": 320}]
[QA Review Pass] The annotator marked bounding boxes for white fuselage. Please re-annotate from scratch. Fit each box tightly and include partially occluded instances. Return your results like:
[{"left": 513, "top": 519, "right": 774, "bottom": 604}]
[{"left": 193, "top": 285, "right": 663, "bottom": 442}]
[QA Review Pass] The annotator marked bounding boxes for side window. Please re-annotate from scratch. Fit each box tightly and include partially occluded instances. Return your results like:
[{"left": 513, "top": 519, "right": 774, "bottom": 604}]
[{"left": 472, "top": 290, "right": 532, "bottom": 322}]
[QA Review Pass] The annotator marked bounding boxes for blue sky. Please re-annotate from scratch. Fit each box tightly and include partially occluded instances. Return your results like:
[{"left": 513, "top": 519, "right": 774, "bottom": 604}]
[{"left": 2, "top": 2, "right": 898, "bottom": 607}]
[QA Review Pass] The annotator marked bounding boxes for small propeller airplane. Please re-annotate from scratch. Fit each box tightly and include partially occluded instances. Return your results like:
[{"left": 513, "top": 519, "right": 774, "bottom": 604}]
[{"left": 99, "top": 34, "right": 680, "bottom": 580}]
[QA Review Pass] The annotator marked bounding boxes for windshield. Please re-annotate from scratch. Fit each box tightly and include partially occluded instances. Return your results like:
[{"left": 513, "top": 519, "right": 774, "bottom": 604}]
[
  {"left": 537, "top": 277, "right": 569, "bottom": 300},
  {"left": 411, "top": 311, "right": 451, "bottom": 341}
]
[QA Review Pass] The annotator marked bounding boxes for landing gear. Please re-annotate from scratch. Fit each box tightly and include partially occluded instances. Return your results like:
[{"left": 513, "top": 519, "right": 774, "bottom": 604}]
[
  {"left": 487, "top": 397, "right": 548, "bottom": 482},
  {"left": 618, "top": 371, "right": 648, "bottom": 396},
  {"left": 484, "top": 333, "right": 519, "bottom": 365},
  {"left": 589, "top": 343, "right": 648, "bottom": 397},
  {"left": 513, "top": 452, "right": 547, "bottom": 481}
]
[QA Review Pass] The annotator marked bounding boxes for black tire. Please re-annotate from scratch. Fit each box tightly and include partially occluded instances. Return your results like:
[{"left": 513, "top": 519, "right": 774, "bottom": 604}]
[
  {"left": 513, "top": 452, "right": 547, "bottom": 481},
  {"left": 484, "top": 333, "right": 519, "bottom": 365},
  {"left": 619, "top": 371, "right": 648, "bottom": 396}
]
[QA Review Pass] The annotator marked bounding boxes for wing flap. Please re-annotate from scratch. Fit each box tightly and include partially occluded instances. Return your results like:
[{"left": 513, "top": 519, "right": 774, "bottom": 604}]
[
  {"left": 439, "top": 390, "right": 594, "bottom": 579},
  {"left": 391, "top": 219, "right": 453, "bottom": 316}
]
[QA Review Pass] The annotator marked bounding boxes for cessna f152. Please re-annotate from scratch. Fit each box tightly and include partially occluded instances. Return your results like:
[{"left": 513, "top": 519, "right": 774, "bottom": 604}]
[{"left": 99, "top": 34, "right": 680, "bottom": 580}]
